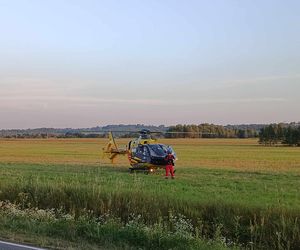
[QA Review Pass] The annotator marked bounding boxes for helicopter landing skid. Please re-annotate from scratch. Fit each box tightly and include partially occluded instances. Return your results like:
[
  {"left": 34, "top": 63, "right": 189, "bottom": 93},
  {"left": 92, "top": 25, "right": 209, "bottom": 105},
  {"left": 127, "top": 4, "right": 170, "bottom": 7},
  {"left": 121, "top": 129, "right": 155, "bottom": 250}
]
[{"left": 129, "top": 167, "right": 156, "bottom": 174}]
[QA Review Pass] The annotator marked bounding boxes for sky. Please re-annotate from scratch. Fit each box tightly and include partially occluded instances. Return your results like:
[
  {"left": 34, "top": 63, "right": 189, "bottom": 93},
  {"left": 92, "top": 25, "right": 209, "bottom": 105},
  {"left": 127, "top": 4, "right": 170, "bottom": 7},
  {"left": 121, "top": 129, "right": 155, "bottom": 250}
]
[{"left": 0, "top": 0, "right": 299, "bottom": 129}]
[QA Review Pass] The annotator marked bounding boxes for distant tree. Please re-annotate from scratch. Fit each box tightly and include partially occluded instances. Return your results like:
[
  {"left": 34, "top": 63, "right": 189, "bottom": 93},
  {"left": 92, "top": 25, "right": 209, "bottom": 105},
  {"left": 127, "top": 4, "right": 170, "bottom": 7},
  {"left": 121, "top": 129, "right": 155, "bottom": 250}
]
[
  {"left": 259, "top": 125, "right": 276, "bottom": 145},
  {"left": 259, "top": 124, "right": 300, "bottom": 146},
  {"left": 282, "top": 126, "right": 300, "bottom": 146},
  {"left": 166, "top": 123, "right": 256, "bottom": 139},
  {"left": 237, "top": 129, "right": 248, "bottom": 138}
]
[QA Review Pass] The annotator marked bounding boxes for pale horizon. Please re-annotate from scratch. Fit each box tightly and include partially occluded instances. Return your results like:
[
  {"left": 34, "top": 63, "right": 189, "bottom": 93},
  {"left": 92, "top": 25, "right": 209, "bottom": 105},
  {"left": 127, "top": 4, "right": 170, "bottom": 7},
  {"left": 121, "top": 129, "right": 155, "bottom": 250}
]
[{"left": 1, "top": 0, "right": 299, "bottom": 129}]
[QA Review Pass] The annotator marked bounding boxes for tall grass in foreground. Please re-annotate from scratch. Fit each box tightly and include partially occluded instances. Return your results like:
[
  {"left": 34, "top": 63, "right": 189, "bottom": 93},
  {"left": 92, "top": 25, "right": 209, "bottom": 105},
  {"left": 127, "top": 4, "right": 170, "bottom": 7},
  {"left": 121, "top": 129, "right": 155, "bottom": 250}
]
[
  {"left": 0, "top": 201, "right": 230, "bottom": 250},
  {"left": 0, "top": 177, "right": 299, "bottom": 249}
]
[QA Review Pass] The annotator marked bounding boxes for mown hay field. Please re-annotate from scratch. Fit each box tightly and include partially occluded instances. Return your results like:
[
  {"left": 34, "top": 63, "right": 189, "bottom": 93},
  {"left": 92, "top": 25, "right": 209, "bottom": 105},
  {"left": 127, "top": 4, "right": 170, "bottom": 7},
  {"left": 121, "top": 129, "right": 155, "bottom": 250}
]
[
  {"left": 0, "top": 138, "right": 299, "bottom": 249},
  {"left": 1, "top": 138, "right": 300, "bottom": 171}
]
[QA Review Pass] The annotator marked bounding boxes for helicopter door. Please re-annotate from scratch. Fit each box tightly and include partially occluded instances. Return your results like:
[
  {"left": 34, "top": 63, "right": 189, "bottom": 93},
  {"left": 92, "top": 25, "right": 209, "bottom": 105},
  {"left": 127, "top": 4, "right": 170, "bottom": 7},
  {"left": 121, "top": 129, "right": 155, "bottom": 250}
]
[{"left": 135, "top": 145, "right": 150, "bottom": 162}]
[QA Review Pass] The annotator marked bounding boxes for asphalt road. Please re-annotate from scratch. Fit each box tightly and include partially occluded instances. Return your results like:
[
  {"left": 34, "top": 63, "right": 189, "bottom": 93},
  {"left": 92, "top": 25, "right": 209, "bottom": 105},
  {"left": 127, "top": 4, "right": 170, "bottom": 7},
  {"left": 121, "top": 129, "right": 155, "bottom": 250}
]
[{"left": 0, "top": 241, "right": 45, "bottom": 250}]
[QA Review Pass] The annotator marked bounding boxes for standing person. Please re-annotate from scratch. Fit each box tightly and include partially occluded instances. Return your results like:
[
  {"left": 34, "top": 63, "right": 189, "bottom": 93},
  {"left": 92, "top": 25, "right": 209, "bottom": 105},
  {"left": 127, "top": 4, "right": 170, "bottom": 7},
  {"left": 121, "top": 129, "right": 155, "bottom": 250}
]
[{"left": 165, "top": 151, "right": 175, "bottom": 179}]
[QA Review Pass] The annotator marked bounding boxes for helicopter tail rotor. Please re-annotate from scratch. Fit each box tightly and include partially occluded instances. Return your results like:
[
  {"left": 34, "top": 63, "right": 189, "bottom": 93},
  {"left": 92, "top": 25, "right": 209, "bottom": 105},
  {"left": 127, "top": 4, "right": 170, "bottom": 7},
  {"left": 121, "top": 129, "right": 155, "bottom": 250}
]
[{"left": 102, "top": 132, "right": 127, "bottom": 163}]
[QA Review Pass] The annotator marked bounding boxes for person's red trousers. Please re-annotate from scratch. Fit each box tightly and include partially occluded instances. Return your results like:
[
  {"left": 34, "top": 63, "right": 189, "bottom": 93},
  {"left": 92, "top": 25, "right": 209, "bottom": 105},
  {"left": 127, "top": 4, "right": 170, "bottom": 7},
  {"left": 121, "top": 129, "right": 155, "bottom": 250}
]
[{"left": 165, "top": 165, "right": 174, "bottom": 177}]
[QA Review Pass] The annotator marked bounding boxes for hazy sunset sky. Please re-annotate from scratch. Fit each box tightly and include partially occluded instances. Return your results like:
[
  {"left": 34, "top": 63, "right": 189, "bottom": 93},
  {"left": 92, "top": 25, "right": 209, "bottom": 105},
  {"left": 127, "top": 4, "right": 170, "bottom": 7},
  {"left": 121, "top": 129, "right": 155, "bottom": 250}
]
[{"left": 0, "top": 0, "right": 299, "bottom": 128}]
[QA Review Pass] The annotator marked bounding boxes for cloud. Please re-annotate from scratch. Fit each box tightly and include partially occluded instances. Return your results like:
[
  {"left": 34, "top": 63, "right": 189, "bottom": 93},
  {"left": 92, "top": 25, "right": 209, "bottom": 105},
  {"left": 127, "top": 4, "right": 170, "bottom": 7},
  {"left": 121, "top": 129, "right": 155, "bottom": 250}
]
[
  {"left": 0, "top": 94, "right": 287, "bottom": 108},
  {"left": 0, "top": 74, "right": 296, "bottom": 128},
  {"left": 219, "top": 74, "right": 300, "bottom": 88}
]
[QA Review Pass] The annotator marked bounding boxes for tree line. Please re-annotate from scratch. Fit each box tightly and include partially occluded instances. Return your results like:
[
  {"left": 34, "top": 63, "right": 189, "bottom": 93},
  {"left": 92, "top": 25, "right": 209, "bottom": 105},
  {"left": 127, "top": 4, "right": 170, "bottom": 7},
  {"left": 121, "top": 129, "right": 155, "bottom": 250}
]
[
  {"left": 166, "top": 124, "right": 259, "bottom": 138},
  {"left": 259, "top": 124, "right": 300, "bottom": 146},
  {"left": 1, "top": 123, "right": 299, "bottom": 144},
  {"left": 0, "top": 125, "right": 167, "bottom": 138}
]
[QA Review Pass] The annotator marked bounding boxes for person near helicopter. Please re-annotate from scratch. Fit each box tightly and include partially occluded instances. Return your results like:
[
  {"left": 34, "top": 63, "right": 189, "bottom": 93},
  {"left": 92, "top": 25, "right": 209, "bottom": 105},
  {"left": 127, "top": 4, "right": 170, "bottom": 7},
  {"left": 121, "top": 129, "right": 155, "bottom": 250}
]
[{"left": 164, "top": 150, "right": 175, "bottom": 179}]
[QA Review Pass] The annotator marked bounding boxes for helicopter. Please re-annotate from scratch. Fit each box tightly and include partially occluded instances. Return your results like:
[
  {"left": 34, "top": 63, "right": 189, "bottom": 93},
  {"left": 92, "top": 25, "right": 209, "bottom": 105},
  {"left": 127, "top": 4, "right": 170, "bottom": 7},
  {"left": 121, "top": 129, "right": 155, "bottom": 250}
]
[
  {"left": 101, "top": 129, "right": 214, "bottom": 173},
  {"left": 102, "top": 129, "right": 176, "bottom": 173}
]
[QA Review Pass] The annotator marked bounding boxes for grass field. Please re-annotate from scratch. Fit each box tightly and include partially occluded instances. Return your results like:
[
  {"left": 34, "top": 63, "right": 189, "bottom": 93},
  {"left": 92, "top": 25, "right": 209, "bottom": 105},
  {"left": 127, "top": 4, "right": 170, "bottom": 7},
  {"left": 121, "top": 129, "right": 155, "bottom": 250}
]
[{"left": 0, "top": 138, "right": 299, "bottom": 249}]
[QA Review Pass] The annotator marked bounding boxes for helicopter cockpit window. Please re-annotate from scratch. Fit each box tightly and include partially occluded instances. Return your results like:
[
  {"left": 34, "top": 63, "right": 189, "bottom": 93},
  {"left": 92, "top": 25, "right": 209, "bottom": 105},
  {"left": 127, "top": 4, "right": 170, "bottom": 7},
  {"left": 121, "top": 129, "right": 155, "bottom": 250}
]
[{"left": 148, "top": 144, "right": 166, "bottom": 156}]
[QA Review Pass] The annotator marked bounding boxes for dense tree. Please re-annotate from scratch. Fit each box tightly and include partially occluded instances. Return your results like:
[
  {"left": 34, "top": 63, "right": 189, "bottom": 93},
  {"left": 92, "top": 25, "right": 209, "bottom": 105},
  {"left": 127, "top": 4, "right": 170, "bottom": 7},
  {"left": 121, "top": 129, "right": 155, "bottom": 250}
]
[
  {"left": 259, "top": 124, "right": 300, "bottom": 146},
  {"left": 166, "top": 124, "right": 258, "bottom": 138}
]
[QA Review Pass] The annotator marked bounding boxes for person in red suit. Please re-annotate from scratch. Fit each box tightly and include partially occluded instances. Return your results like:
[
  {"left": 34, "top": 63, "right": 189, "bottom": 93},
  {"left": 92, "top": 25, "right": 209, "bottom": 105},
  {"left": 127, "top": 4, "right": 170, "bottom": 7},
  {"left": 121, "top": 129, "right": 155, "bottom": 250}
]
[{"left": 165, "top": 151, "right": 175, "bottom": 179}]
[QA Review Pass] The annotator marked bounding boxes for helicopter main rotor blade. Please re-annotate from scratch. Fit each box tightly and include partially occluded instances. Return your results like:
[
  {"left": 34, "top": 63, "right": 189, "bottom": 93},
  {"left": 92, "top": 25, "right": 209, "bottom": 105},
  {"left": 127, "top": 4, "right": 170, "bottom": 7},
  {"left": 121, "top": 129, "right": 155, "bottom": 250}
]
[
  {"left": 80, "top": 130, "right": 216, "bottom": 135},
  {"left": 164, "top": 132, "right": 216, "bottom": 135},
  {"left": 149, "top": 131, "right": 216, "bottom": 135},
  {"left": 80, "top": 130, "right": 141, "bottom": 134}
]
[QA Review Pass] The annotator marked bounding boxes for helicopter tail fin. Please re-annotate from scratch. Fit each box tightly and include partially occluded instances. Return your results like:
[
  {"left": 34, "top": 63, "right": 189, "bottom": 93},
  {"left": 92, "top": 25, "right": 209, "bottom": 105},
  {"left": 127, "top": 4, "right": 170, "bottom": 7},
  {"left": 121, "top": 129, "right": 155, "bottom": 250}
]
[{"left": 102, "top": 132, "right": 127, "bottom": 163}]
